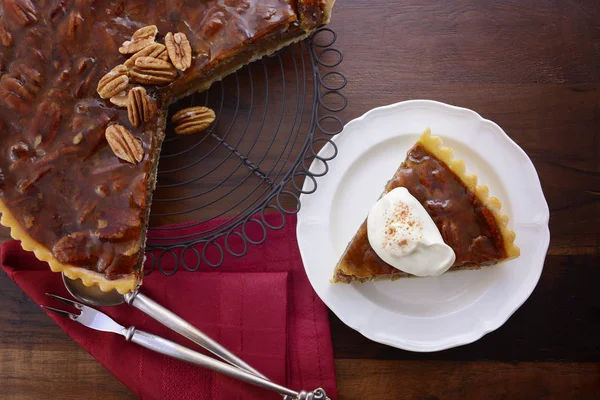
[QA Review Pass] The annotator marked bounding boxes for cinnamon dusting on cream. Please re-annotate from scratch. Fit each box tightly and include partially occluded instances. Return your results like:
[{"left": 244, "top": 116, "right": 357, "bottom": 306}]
[{"left": 367, "top": 187, "right": 456, "bottom": 276}]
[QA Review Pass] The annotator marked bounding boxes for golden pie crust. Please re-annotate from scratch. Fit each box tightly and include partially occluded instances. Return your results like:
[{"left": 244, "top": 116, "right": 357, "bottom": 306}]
[
  {"left": 418, "top": 128, "right": 520, "bottom": 260},
  {"left": 0, "top": 198, "right": 138, "bottom": 294}
]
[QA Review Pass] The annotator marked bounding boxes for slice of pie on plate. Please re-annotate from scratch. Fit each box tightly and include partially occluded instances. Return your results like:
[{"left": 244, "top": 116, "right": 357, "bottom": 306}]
[
  {"left": 0, "top": 0, "right": 335, "bottom": 293},
  {"left": 332, "top": 128, "right": 520, "bottom": 283}
]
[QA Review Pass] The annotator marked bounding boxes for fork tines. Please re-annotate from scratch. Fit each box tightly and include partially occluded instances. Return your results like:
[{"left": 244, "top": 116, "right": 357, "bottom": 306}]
[
  {"left": 42, "top": 293, "right": 86, "bottom": 320},
  {"left": 45, "top": 293, "right": 84, "bottom": 310},
  {"left": 41, "top": 305, "right": 78, "bottom": 320}
]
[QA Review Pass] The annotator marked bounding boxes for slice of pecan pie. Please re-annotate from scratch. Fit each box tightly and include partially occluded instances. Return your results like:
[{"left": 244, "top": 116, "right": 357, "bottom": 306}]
[
  {"left": 0, "top": 0, "right": 335, "bottom": 293},
  {"left": 332, "top": 128, "right": 520, "bottom": 283}
]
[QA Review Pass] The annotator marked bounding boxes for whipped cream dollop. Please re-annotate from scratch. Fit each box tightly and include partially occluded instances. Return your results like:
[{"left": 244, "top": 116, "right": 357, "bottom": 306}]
[{"left": 367, "top": 187, "right": 456, "bottom": 277}]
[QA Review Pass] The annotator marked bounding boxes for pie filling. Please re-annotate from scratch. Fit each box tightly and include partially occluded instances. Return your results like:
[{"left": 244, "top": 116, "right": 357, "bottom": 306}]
[
  {"left": 0, "top": 0, "right": 335, "bottom": 292},
  {"left": 334, "top": 130, "right": 519, "bottom": 283}
]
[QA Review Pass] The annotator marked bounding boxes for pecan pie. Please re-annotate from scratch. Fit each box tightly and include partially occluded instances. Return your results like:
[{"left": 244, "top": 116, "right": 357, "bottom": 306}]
[
  {"left": 0, "top": 0, "right": 335, "bottom": 293},
  {"left": 332, "top": 128, "right": 520, "bottom": 283}
]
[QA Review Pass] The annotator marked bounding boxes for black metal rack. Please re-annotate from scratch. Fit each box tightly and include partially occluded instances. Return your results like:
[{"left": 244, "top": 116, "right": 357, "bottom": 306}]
[{"left": 145, "top": 28, "right": 346, "bottom": 276}]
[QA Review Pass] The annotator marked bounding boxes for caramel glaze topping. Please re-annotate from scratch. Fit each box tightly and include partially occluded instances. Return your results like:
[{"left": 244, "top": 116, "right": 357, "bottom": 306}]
[
  {"left": 339, "top": 144, "right": 508, "bottom": 279},
  {"left": 0, "top": 0, "right": 322, "bottom": 279}
]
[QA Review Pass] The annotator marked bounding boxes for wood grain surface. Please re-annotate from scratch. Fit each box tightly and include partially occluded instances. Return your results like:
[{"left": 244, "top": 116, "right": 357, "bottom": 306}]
[{"left": 2, "top": 0, "right": 600, "bottom": 399}]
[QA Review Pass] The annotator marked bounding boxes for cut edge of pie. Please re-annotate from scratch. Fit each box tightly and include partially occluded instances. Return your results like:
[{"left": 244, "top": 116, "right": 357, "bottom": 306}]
[
  {"left": 0, "top": 198, "right": 137, "bottom": 294},
  {"left": 332, "top": 128, "right": 520, "bottom": 284}
]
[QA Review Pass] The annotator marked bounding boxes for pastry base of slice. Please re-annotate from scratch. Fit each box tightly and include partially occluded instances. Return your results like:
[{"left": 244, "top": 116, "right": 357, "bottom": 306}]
[{"left": 332, "top": 128, "right": 520, "bottom": 283}]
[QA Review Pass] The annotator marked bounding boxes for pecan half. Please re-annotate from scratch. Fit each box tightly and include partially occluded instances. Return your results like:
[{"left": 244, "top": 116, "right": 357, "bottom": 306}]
[
  {"left": 0, "top": 19, "right": 13, "bottom": 47},
  {"left": 165, "top": 32, "right": 192, "bottom": 71},
  {"left": 0, "top": 74, "right": 34, "bottom": 112},
  {"left": 77, "top": 201, "right": 96, "bottom": 224},
  {"left": 109, "top": 90, "right": 130, "bottom": 107},
  {"left": 470, "top": 236, "right": 499, "bottom": 261},
  {"left": 73, "top": 61, "right": 99, "bottom": 99},
  {"left": 105, "top": 124, "right": 143, "bottom": 164},
  {"left": 66, "top": 11, "right": 83, "bottom": 38},
  {"left": 171, "top": 106, "right": 216, "bottom": 135},
  {"left": 7, "top": 0, "right": 38, "bottom": 26},
  {"left": 0, "top": 63, "right": 41, "bottom": 113},
  {"left": 96, "top": 208, "right": 141, "bottom": 241},
  {"left": 49, "top": 0, "right": 69, "bottom": 25},
  {"left": 127, "top": 86, "right": 154, "bottom": 127},
  {"left": 124, "top": 42, "right": 168, "bottom": 68},
  {"left": 129, "top": 57, "right": 177, "bottom": 85},
  {"left": 439, "top": 220, "right": 462, "bottom": 257},
  {"left": 53, "top": 232, "right": 97, "bottom": 265},
  {"left": 201, "top": 9, "right": 226, "bottom": 37},
  {"left": 97, "top": 64, "right": 129, "bottom": 99},
  {"left": 119, "top": 25, "right": 158, "bottom": 54},
  {"left": 27, "top": 100, "right": 62, "bottom": 148}
]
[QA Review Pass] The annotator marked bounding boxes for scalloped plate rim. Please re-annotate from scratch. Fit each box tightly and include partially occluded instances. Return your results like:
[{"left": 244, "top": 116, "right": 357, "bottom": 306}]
[{"left": 297, "top": 99, "right": 550, "bottom": 352}]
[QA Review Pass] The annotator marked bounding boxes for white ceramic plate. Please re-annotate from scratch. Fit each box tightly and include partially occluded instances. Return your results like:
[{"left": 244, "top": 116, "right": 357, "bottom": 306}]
[{"left": 297, "top": 100, "right": 550, "bottom": 352}]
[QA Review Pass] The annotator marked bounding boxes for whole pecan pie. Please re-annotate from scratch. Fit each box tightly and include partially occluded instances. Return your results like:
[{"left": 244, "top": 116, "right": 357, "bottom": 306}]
[
  {"left": 332, "top": 128, "right": 520, "bottom": 283},
  {"left": 0, "top": 0, "right": 335, "bottom": 293}
]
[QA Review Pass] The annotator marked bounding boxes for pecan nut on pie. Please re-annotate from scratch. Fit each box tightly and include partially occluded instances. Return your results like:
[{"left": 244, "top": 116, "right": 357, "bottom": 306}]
[
  {"left": 0, "top": 0, "right": 335, "bottom": 293},
  {"left": 332, "top": 128, "right": 520, "bottom": 283}
]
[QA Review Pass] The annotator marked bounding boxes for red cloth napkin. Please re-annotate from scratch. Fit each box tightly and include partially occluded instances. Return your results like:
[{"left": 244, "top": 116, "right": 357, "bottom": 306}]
[{"left": 1, "top": 214, "right": 337, "bottom": 400}]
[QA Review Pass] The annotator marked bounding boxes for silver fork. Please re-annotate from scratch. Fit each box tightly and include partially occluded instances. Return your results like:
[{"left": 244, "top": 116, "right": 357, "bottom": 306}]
[{"left": 42, "top": 293, "right": 329, "bottom": 400}]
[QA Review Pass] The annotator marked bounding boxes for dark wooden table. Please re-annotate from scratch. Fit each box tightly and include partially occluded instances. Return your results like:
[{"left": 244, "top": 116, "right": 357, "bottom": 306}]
[{"left": 2, "top": 1, "right": 599, "bottom": 399}]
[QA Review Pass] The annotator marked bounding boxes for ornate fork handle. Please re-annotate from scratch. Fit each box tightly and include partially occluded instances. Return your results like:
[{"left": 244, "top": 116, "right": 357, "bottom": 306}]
[{"left": 286, "top": 388, "right": 330, "bottom": 400}]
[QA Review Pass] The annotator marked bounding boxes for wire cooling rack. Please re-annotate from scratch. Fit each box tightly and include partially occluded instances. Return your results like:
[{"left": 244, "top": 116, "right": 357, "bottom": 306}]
[{"left": 144, "top": 28, "right": 346, "bottom": 276}]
